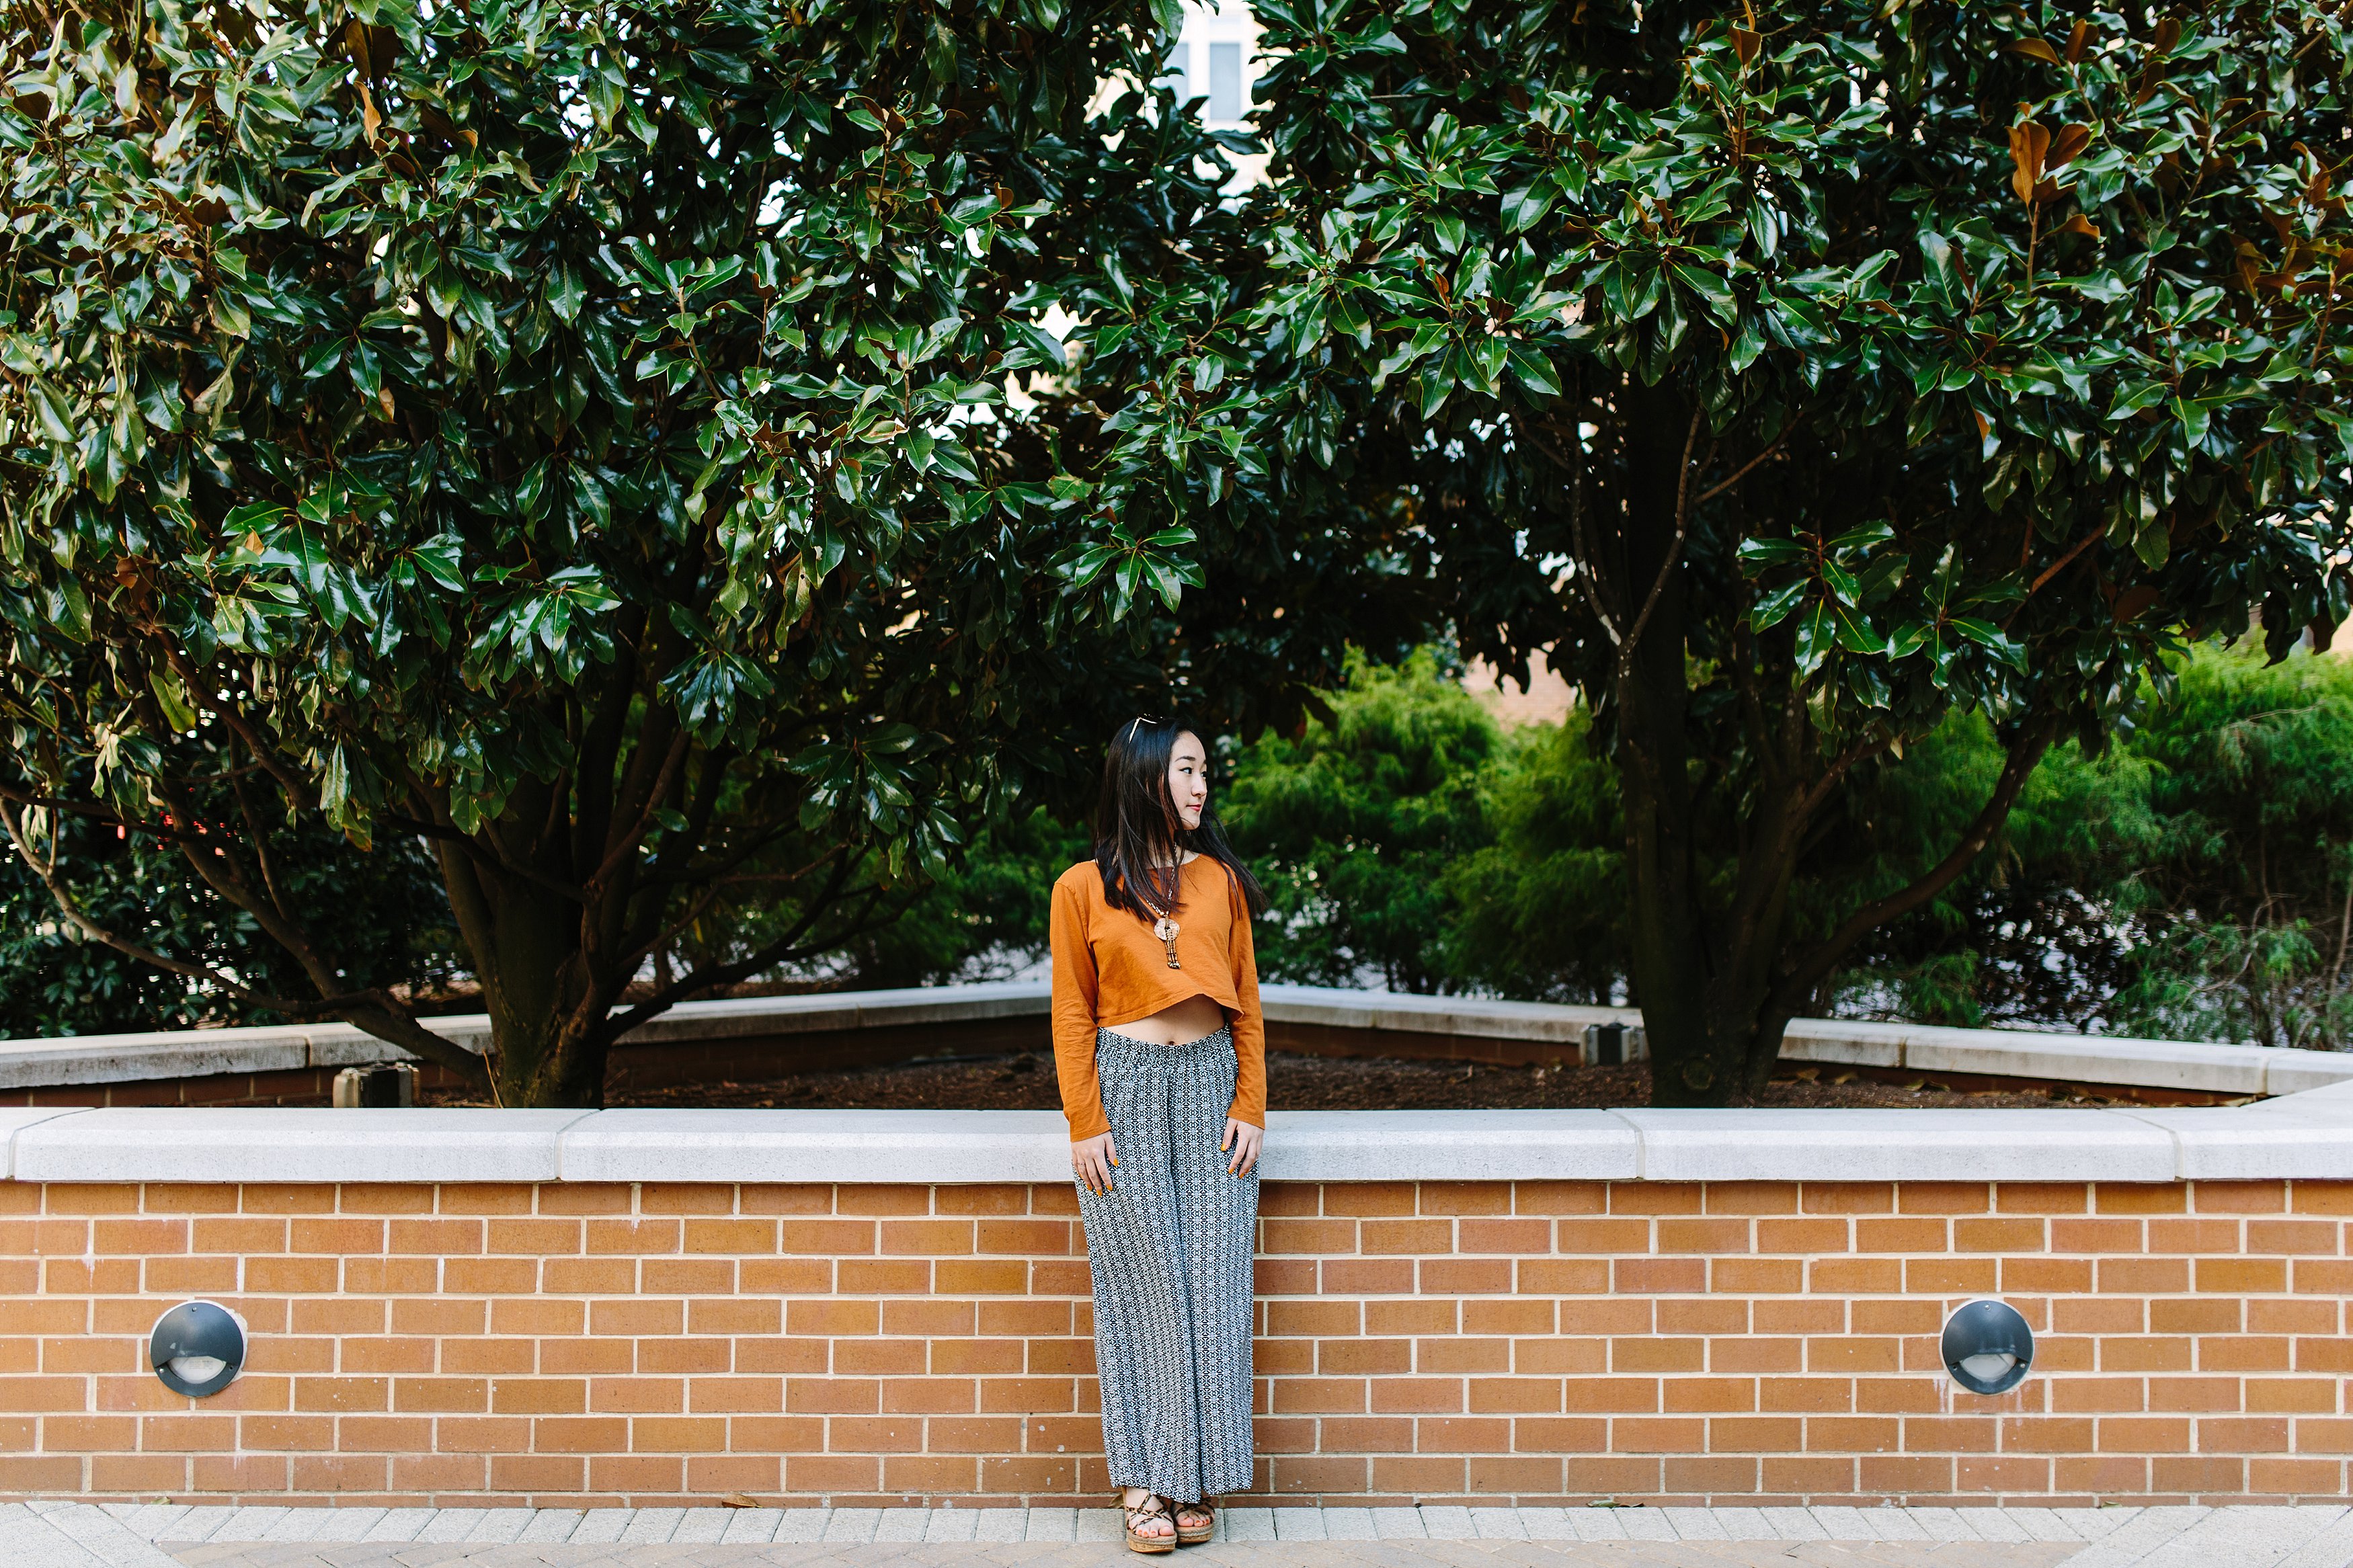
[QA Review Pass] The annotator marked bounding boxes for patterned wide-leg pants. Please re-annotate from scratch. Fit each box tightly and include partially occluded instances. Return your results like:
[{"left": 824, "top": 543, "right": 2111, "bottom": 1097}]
[{"left": 1076, "top": 1025, "right": 1259, "bottom": 1501}]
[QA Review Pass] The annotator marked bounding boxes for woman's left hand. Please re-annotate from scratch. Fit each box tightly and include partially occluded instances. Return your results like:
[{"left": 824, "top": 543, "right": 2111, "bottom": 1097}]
[{"left": 1222, "top": 1118, "right": 1263, "bottom": 1178}]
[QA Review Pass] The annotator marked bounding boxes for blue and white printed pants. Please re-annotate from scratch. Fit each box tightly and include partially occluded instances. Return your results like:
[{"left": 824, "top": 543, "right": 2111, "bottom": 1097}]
[{"left": 1076, "top": 1024, "right": 1259, "bottom": 1501}]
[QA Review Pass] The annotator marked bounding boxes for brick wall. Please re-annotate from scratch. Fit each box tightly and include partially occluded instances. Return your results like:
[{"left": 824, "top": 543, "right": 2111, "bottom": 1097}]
[
  {"left": 0, "top": 1065, "right": 476, "bottom": 1110},
  {"left": 1, "top": 1177, "right": 2345, "bottom": 1507}
]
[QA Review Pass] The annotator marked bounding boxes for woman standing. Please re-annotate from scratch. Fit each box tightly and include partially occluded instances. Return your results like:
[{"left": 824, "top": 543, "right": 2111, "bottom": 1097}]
[{"left": 1050, "top": 717, "right": 1267, "bottom": 1553}]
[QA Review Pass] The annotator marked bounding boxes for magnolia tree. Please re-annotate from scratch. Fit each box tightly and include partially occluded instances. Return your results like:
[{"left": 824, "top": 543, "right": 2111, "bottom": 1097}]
[
  {"left": 0, "top": 0, "right": 1402, "bottom": 1104},
  {"left": 1247, "top": 0, "right": 2353, "bottom": 1101}
]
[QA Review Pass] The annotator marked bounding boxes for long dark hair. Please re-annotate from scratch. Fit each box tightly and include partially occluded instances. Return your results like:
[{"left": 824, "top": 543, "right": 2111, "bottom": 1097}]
[{"left": 1092, "top": 716, "right": 1267, "bottom": 921}]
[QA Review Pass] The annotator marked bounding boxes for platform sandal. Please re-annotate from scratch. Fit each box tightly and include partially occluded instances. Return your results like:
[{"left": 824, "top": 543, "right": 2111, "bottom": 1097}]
[
  {"left": 1121, "top": 1489, "right": 1177, "bottom": 1554},
  {"left": 1169, "top": 1496, "right": 1213, "bottom": 1546}
]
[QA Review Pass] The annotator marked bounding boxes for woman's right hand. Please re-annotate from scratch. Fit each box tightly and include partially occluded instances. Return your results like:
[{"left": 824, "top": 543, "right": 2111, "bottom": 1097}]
[{"left": 1071, "top": 1131, "right": 1118, "bottom": 1195}]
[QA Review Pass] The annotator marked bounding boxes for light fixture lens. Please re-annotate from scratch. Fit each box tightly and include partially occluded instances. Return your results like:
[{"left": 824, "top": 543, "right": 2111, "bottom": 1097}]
[
  {"left": 149, "top": 1301, "right": 246, "bottom": 1397},
  {"left": 1941, "top": 1298, "right": 2034, "bottom": 1395}
]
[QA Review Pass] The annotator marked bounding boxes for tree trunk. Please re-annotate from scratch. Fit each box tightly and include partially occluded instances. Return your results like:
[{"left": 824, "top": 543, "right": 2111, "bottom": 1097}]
[
  {"left": 1611, "top": 387, "right": 1745, "bottom": 1103},
  {"left": 432, "top": 819, "right": 618, "bottom": 1108}
]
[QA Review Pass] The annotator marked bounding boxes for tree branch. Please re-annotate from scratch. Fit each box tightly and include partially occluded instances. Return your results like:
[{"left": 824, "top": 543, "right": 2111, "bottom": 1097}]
[
  {"left": 1769, "top": 712, "right": 2063, "bottom": 1014},
  {"left": 385, "top": 811, "right": 592, "bottom": 905},
  {"left": 1795, "top": 727, "right": 1902, "bottom": 823},
  {"left": 1612, "top": 401, "right": 1706, "bottom": 694},
  {"left": 586, "top": 725, "right": 691, "bottom": 897},
  {"left": 2003, "top": 529, "right": 2104, "bottom": 630},
  {"left": 0, "top": 797, "right": 263, "bottom": 997},
  {"left": 0, "top": 794, "right": 477, "bottom": 1088},
  {"left": 152, "top": 638, "right": 317, "bottom": 807},
  {"left": 599, "top": 854, "right": 863, "bottom": 1038},
  {"left": 0, "top": 778, "right": 200, "bottom": 843},
  {"left": 1691, "top": 413, "right": 1804, "bottom": 508},
  {"left": 1525, "top": 411, "right": 1624, "bottom": 643}
]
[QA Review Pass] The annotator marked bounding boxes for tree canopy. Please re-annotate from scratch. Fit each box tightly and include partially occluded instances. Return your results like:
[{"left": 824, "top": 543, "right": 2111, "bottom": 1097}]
[
  {"left": 0, "top": 0, "right": 1415, "bottom": 1100},
  {"left": 1244, "top": 0, "right": 2353, "bottom": 1100},
  {"left": 14, "top": 0, "right": 2353, "bottom": 1108}
]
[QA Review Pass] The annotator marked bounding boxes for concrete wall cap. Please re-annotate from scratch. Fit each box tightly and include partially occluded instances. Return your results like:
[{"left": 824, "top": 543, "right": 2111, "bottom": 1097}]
[
  {"left": 6, "top": 1100, "right": 2350, "bottom": 1184},
  {"left": 2116, "top": 1102, "right": 2353, "bottom": 1180},
  {"left": 0, "top": 1107, "right": 83, "bottom": 1178},
  {"left": 10, "top": 1107, "right": 593, "bottom": 1183},
  {"left": 557, "top": 1108, "right": 1071, "bottom": 1184},
  {"left": 1775, "top": 1027, "right": 1904, "bottom": 1069},
  {"left": 1613, "top": 1106, "right": 2181, "bottom": 1183},
  {"left": 2263, "top": 1055, "right": 2353, "bottom": 1097},
  {"left": 1259, "top": 985, "right": 1626, "bottom": 1042},
  {"left": 2253, "top": 1075, "right": 2353, "bottom": 1108},
  {"left": 1778, "top": 1016, "right": 2353, "bottom": 1097},
  {"left": 1260, "top": 1110, "right": 1640, "bottom": 1181}
]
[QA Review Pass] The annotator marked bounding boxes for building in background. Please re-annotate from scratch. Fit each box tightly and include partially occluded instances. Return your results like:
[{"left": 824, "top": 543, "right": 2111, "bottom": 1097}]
[
  {"left": 1160, "top": 1, "right": 1269, "bottom": 188},
  {"left": 1161, "top": 0, "right": 1257, "bottom": 124},
  {"left": 1464, "top": 655, "right": 1576, "bottom": 726}
]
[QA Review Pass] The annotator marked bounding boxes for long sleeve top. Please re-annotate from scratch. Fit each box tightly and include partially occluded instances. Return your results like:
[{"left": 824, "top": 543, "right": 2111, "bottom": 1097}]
[{"left": 1048, "top": 854, "right": 1265, "bottom": 1142}]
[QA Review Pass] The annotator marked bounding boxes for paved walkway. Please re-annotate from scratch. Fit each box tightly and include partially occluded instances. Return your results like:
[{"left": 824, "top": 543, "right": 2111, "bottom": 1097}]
[{"left": 9, "top": 1500, "right": 2353, "bottom": 1568}]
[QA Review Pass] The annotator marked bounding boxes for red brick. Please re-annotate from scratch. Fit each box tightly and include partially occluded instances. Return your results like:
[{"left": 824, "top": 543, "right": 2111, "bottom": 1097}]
[
  {"left": 1320, "top": 1339, "right": 1410, "bottom": 1375},
  {"left": 2291, "top": 1182, "right": 2353, "bottom": 1214},
  {"left": 1458, "top": 1218, "right": 1551, "bottom": 1253},
  {"left": 1366, "top": 1299, "right": 1458, "bottom": 1335},
  {"left": 1368, "top": 1378, "right": 1467, "bottom": 1414},
  {"left": 1253, "top": 1184, "right": 1319, "bottom": 1221},
  {"left": 1264, "top": 1218, "right": 1359, "bottom": 1254},
  {"left": 1267, "top": 1299, "right": 1362, "bottom": 1337},
  {"left": 1657, "top": 1218, "right": 1751, "bottom": 1254},
  {"left": 2197, "top": 1181, "right": 2287, "bottom": 1213},
  {"left": 837, "top": 1259, "right": 932, "bottom": 1295},
  {"left": 1269, "top": 1378, "right": 1367, "bottom": 1414},
  {"left": 1556, "top": 1218, "right": 1652, "bottom": 1254},
  {"left": 2153, "top": 1454, "right": 2247, "bottom": 1493},
  {"left": 1321, "top": 1183, "right": 1415, "bottom": 1216},
  {"left": 2250, "top": 1457, "right": 2345, "bottom": 1496},
  {"left": 1324, "top": 1257, "right": 1414, "bottom": 1293},
  {"left": 781, "top": 1220, "right": 875, "bottom": 1255},
  {"left": 1518, "top": 1259, "right": 1611, "bottom": 1294},
  {"left": 1611, "top": 1184, "right": 1702, "bottom": 1215},
  {"left": 1417, "top": 1337, "right": 1509, "bottom": 1374},
  {"left": 936, "top": 1260, "right": 1029, "bottom": 1294},
  {"left": 785, "top": 1378, "right": 880, "bottom": 1414},
  {"left": 1514, "top": 1182, "right": 1607, "bottom": 1215},
  {"left": 1954, "top": 1217, "right": 2046, "bottom": 1252},
  {"left": 1613, "top": 1257, "right": 1704, "bottom": 1294},
  {"left": 1419, "top": 1257, "right": 1511, "bottom": 1294},
  {"left": 879, "top": 1220, "right": 973, "bottom": 1256}
]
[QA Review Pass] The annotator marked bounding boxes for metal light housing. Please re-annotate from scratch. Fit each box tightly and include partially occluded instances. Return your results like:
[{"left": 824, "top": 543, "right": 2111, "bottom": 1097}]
[
  {"left": 150, "top": 1300, "right": 246, "bottom": 1397},
  {"left": 1941, "top": 1297, "right": 2034, "bottom": 1395}
]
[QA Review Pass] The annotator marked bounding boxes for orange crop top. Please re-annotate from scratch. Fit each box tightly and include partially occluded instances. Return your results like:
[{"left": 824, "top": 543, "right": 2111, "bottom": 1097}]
[{"left": 1048, "top": 855, "right": 1265, "bottom": 1142}]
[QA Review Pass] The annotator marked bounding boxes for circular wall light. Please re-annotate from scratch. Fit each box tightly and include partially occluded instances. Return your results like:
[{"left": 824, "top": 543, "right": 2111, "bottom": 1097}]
[
  {"left": 150, "top": 1301, "right": 246, "bottom": 1397},
  {"left": 1941, "top": 1298, "right": 2034, "bottom": 1395}
]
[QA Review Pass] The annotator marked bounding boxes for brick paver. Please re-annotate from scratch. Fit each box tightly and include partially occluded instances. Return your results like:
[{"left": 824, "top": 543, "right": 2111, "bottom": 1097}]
[
  {"left": 157, "top": 1545, "right": 2081, "bottom": 1567},
  {"left": 14, "top": 1501, "right": 2351, "bottom": 1568}
]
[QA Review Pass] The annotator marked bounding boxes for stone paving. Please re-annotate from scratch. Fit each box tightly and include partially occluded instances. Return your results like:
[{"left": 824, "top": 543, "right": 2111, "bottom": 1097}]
[{"left": 7, "top": 1500, "right": 2352, "bottom": 1568}]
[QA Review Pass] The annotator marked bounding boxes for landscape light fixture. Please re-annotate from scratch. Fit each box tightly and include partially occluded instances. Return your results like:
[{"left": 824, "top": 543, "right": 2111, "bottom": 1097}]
[
  {"left": 1940, "top": 1298, "right": 2034, "bottom": 1395},
  {"left": 333, "top": 1062, "right": 417, "bottom": 1108},
  {"left": 149, "top": 1301, "right": 246, "bottom": 1397},
  {"left": 1583, "top": 1022, "right": 1648, "bottom": 1066}
]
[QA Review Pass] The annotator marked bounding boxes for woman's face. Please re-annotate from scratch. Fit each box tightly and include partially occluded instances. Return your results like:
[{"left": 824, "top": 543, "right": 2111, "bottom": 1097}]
[{"left": 1167, "top": 731, "right": 1208, "bottom": 831}]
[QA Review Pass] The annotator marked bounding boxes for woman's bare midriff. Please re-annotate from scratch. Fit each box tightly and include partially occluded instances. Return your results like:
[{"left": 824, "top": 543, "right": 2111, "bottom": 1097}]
[{"left": 1111, "top": 991, "right": 1230, "bottom": 1045}]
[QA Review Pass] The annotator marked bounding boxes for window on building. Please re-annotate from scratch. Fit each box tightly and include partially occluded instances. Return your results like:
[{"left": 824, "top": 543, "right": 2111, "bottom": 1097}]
[
  {"left": 1160, "top": 44, "right": 1191, "bottom": 105},
  {"left": 1206, "top": 41, "right": 1242, "bottom": 120}
]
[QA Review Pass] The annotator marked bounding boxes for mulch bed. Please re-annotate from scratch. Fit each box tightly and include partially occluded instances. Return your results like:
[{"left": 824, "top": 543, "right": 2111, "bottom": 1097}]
[{"left": 565, "top": 1049, "right": 2125, "bottom": 1112}]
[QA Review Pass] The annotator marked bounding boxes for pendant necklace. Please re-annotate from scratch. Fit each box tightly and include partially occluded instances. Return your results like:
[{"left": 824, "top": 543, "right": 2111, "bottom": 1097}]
[{"left": 1149, "top": 856, "right": 1185, "bottom": 967}]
